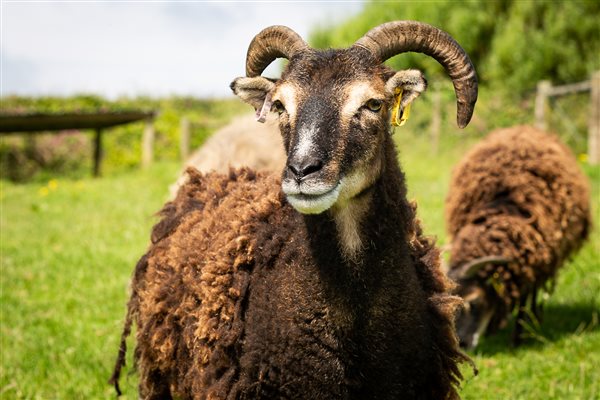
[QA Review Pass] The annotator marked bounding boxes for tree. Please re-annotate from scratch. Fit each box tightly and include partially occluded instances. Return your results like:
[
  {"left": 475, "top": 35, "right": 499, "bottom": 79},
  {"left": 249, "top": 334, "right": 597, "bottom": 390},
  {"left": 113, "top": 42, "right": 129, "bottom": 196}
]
[{"left": 309, "top": 0, "right": 600, "bottom": 95}]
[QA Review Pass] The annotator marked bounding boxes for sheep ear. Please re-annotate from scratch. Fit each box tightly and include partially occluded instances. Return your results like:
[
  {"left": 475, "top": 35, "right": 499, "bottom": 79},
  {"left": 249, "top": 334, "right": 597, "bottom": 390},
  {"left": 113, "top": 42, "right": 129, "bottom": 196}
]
[
  {"left": 385, "top": 69, "right": 427, "bottom": 127},
  {"left": 230, "top": 77, "right": 277, "bottom": 122}
]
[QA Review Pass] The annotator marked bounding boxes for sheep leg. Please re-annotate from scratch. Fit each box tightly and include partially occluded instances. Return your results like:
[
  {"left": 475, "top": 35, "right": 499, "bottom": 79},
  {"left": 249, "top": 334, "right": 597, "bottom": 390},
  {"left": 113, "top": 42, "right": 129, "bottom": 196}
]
[
  {"left": 531, "top": 286, "right": 544, "bottom": 324},
  {"left": 511, "top": 306, "right": 524, "bottom": 347}
]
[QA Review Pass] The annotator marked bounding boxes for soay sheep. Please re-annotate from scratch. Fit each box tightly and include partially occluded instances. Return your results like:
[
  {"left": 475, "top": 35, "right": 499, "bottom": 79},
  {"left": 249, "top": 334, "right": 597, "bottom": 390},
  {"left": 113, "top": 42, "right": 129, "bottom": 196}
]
[
  {"left": 169, "top": 113, "right": 284, "bottom": 198},
  {"left": 445, "top": 125, "right": 591, "bottom": 349},
  {"left": 111, "top": 21, "right": 479, "bottom": 399}
]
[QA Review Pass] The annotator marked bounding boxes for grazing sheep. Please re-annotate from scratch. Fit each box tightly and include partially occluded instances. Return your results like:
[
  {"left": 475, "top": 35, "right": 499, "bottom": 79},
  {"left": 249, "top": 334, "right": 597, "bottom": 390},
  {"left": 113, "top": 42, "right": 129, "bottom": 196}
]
[
  {"left": 445, "top": 125, "right": 591, "bottom": 349},
  {"left": 111, "top": 21, "right": 479, "bottom": 399},
  {"left": 169, "top": 113, "right": 285, "bottom": 197}
]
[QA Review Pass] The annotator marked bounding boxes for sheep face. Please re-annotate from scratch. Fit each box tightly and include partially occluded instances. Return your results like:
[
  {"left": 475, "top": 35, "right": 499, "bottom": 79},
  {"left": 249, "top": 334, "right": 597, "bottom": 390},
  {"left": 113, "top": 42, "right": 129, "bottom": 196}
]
[
  {"left": 453, "top": 283, "right": 495, "bottom": 349},
  {"left": 230, "top": 22, "right": 477, "bottom": 216},
  {"left": 448, "top": 242, "right": 512, "bottom": 349},
  {"left": 232, "top": 51, "right": 426, "bottom": 215}
]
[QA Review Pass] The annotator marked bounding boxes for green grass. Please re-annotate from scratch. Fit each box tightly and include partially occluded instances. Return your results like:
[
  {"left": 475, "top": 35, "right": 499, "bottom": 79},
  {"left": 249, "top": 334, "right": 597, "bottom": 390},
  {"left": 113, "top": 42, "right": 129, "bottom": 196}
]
[
  {"left": 1, "top": 164, "right": 179, "bottom": 398},
  {"left": 1, "top": 133, "right": 598, "bottom": 399}
]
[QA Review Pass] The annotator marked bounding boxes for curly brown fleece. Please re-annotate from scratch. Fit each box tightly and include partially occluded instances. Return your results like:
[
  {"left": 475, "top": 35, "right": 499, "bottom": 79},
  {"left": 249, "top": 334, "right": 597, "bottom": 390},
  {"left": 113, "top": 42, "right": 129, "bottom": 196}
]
[
  {"left": 446, "top": 125, "right": 591, "bottom": 329},
  {"left": 112, "top": 160, "right": 470, "bottom": 399}
]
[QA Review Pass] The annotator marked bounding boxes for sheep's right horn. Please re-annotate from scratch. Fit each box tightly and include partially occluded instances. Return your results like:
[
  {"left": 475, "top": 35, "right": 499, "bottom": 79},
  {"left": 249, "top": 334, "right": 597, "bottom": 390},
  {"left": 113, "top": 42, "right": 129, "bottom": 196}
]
[
  {"left": 246, "top": 25, "right": 308, "bottom": 77},
  {"left": 451, "top": 256, "right": 512, "bottom": 280},
  {"left": 353, "top": 21, "right": 478, "bottom": 128}
]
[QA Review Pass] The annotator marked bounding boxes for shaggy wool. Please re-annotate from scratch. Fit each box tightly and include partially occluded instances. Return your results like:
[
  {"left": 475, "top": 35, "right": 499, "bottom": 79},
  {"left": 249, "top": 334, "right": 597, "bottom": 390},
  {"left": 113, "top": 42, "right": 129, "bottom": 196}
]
[
  {"left": 112, "top": 165, "right": 471, "bottom": 399},
  {"left": 445, "top": 125, "right": 591, "bottom": 329}
]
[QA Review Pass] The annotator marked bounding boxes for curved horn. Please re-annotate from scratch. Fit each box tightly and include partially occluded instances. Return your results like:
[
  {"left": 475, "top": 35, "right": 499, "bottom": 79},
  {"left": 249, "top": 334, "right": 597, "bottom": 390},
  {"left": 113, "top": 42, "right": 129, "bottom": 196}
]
[
  {"left": 354, "top": 21, "right": 478, "bottom": 128},
  {"left": 451, "top": 256, "right": 512, "bottom": 280},
  {"left": 246, "top": 25, "right": 308, "bottom": 77}
]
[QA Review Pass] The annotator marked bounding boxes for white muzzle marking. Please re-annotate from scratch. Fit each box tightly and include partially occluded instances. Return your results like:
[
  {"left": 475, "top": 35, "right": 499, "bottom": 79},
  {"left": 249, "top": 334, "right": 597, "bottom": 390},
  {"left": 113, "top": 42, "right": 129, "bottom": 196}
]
[{"left": 282, "top": 180, "right": 341, "bottom": 214}]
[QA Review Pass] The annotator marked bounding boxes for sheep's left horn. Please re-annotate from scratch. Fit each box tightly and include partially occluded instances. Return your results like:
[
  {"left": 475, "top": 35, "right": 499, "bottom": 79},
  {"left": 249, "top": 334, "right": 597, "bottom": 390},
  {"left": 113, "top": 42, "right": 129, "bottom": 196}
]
[
  {"left": 246, "top": 25, "right": 308, "bottom": 77},
  {"left": 353, "top": 21, "right": 478, "bottom": 128}
]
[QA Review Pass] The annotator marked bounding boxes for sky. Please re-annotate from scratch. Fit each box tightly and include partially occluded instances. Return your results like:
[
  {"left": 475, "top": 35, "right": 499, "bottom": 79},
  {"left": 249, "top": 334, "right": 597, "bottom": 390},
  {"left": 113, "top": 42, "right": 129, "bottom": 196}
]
[{"left": 1, "top": 1, "right": 364, "bottom": 99}]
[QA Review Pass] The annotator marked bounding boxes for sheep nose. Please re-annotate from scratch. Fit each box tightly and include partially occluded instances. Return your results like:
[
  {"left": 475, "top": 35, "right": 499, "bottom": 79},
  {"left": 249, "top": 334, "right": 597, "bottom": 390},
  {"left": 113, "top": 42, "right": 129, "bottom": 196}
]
[{"left": 287, "top": 156, "right": 323, "bottom": 181}]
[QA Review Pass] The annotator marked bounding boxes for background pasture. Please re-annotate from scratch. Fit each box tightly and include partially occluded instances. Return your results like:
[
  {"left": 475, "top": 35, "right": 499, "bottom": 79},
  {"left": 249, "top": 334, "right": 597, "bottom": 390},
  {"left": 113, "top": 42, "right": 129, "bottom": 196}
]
[
  {"left": 2, "top": 1, "right": 599, "bottom": 398},
  {"left": 1, "top": 130, "right": 598, "bottom": 399}
]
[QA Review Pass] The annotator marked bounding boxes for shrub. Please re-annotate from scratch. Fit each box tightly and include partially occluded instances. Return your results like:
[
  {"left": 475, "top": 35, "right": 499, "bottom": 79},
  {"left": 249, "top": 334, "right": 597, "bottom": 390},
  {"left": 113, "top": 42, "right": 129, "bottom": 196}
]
[{"left": 0, "top": 131, "right": 91, "bottom": 182}]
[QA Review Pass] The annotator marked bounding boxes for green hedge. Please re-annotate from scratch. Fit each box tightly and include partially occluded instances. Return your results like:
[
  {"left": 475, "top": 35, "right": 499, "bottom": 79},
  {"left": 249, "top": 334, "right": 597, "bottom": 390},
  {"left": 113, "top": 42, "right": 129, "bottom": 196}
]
[{"left": 0, "top": 95, "right": 247, "bottom": 181}]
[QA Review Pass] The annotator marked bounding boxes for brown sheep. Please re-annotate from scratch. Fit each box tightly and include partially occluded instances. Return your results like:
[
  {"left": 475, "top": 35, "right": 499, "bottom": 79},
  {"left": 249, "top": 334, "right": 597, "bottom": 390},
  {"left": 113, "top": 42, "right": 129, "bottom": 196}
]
[
  {"left": 111, "top": 21, "right": 479, "bottom": 399},
  {"left": 445, "top": 125, "right": 591, "bottom": 348}
]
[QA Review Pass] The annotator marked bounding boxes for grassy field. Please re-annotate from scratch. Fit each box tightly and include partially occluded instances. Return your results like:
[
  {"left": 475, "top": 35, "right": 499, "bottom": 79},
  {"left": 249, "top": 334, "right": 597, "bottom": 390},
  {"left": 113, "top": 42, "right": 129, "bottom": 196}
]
[{"left": 1, "top": 132, "right": 598, "bottom": 399}]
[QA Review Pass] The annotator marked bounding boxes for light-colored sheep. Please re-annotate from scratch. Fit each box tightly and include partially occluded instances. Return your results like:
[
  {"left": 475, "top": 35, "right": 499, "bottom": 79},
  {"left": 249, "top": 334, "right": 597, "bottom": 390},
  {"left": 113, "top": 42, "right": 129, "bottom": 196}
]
[
  {"left": 112, "top": 21, "right": 479, "bottom": 399},
  {"left": 170, "top": 113, "right": 284, "bottom": 197}
]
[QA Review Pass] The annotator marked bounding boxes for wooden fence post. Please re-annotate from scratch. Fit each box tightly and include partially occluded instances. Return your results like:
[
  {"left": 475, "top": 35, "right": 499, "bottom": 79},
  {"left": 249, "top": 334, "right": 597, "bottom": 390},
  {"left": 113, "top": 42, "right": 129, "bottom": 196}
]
[
  {"left": 535, "top": 80, "right": 552, "bottom": 131},
  {"left": 93, "top": 128, "right": 103, "bottom": 177},
  {"left": 180, "top": 117, "right": 191, "bottom": 162},
  {"left": 142, "top": 118, "right": 155, "bottom": 168},
  {"left": 589, "top": 71, "right": 600, "bottom": 165},
  {"left": 430, "top": 86, "right": 441, "bottom": 155}
]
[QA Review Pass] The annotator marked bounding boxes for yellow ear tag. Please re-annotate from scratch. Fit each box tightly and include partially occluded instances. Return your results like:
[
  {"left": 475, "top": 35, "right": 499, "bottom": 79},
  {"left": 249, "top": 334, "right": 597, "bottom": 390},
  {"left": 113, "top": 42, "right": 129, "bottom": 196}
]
[{"left": 391, "top": 88, "right": 411, "bottom": 127}]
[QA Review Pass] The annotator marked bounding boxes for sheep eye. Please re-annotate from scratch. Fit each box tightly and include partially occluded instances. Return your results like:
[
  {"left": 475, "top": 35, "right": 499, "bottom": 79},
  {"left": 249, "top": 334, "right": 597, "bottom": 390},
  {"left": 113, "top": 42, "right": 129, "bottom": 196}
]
[
  {"left": 272, "top": 100, "right": 286, "bottom": 114},
  {"left": 365, "top": 99, "right": 383, "bottom": 112}
]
